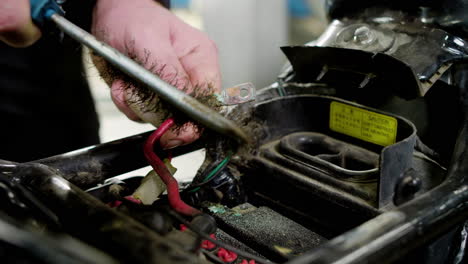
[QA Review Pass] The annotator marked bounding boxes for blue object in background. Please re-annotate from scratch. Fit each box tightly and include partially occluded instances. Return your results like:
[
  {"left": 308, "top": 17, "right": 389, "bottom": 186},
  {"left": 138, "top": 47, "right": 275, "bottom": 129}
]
[
  {"left": 172, "top": 0, "right": 190, "bottom": 9},
  {"left": 288, "top": 0, "right": 313, "bottom": 18}
]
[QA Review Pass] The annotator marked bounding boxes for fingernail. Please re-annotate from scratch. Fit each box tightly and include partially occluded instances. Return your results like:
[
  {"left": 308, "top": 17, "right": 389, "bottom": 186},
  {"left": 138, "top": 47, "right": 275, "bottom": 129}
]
[{"left": 163, "top": 139, "right": 184, "bottom": 149}]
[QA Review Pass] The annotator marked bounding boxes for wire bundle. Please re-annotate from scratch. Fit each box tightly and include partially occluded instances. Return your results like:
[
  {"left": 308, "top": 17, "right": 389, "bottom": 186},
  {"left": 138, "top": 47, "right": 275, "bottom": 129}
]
[{"left": 188, "top": 154, "right": 232, "bottom": 193}]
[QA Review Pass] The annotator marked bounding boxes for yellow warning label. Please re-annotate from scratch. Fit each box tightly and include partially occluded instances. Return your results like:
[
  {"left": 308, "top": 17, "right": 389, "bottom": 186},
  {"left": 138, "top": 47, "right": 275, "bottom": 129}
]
[{"left": 329, "top": 101, "right": 397, "bottom": 146}]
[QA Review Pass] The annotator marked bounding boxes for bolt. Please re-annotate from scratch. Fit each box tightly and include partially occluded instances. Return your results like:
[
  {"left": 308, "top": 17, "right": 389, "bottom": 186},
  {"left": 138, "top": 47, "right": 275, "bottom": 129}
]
[
  {"left": 394, "top": 170, "right": 422, "bottom": 206},
  {"left": 402, "top": 176, "right": 422, "bottom": 195},
  {"left": 353, "top": 26, "right": 375, "bottom": 45}
]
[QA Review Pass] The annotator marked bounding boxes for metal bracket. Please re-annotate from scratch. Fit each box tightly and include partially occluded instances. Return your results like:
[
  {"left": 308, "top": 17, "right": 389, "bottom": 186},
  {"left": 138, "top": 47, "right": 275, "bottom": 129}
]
[{"left": 221, "top": 82, "right": 256, "bottom": 105}]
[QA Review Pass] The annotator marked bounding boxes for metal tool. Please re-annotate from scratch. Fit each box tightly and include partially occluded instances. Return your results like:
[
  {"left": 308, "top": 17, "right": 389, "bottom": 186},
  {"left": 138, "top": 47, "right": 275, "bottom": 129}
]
[{"left": 30, "top": 0, "right": 249, "bottom": 143}]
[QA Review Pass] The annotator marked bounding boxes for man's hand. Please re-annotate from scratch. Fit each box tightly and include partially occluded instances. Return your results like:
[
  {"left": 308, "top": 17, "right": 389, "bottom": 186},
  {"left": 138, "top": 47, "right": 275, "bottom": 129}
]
[
  {"left": 92, "top": 0, "right": 222, "bottom": 149},
  {"left": 0, "top": 0, "right": 41, "bottom": 47}
]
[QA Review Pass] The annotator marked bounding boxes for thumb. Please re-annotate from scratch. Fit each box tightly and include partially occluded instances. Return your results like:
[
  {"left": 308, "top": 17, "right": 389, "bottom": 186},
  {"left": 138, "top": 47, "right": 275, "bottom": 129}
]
[{"left": 0, "top": 0, "right": 41, "bottom": 47}]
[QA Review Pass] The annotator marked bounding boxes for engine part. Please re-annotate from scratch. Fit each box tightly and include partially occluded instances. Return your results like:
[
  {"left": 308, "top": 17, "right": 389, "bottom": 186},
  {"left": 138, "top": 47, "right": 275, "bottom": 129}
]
[
  {"left": 0, "top": 2, "right": 466, "bottom": 263},
  {"left": 206, "top": 203, "right": 326, "bottom": 262},
  {"left": 9, "top": 163, "right": 207, "bottom": 264},
  {"left": 185, "top": 165, "right": 246, "bottom": 208},
  {"left": 0, "top": 213, "right": 117, "bottom": 264}
]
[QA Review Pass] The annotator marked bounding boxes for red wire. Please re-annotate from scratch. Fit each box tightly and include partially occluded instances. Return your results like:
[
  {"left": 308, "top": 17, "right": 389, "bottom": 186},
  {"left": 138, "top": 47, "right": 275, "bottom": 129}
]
[{"left": 143, "top": 117, "right": 200, "bottom": 216}]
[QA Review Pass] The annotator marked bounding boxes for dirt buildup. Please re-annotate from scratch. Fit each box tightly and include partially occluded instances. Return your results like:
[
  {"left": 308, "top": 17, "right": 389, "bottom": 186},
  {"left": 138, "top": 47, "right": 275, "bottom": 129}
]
[
  {"left": 226, "top": 103, "right": 266, "bottom": 159},
  {"left": 91, "top": 44, "right": 221, "bottom": 135},
  {"left": 197, "top": 101, "right": 266, "bottom": 169},
  {"left": 90, "top": 40, "right": 265, "bottom": 164}
]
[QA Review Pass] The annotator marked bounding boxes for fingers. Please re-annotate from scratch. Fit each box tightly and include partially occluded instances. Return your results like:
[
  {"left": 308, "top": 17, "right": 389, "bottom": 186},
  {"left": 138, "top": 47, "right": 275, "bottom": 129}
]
[
  {"left": 92, "top": 0, "right": 220, "bottom": 148},
  {"left": 161, "top": 22, "right": 221, "bottom": 148},
  {"left": 110, "top": 79, "right": 142, "bottom": 121},
  {"left": 160, "top": 122, "right": 201, "bottom": 149},
  {"left": 109, "top": 44, "right": 194, "bottom": 125},
  {"left": 140, "top": 45, "right": 194, "bottom": 91},
  {"left": 172, "top": 23, "right": 222, "bottom": 93},
  {"left": 0, "top": 0, "right": 41, "bottom": 47}
]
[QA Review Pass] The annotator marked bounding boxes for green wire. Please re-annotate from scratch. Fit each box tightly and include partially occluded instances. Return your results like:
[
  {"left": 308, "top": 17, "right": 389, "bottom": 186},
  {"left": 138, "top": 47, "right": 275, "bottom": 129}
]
[
  {"left": 277, "top": 79, "right": 286, "bottom": 97},
  {"left": 277, "top": 85, "right": 285, "bottom": 97},
  {"left": 189, "top": 154, "right": 232, "bottom": 193}
]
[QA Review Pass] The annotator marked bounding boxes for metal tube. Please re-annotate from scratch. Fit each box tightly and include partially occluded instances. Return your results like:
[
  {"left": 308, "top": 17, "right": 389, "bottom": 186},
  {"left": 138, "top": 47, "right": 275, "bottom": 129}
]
[
  {"left": 50, "top": 14, "right": 248, "bottom": 143},
  {"left": 0, "top": 215, "right": 118, "bottom": 264},
  {"left": 36, "top": 131, "right": 205, "bottom": 189},
  {"left": 13, "top": 163, "right": 207, "bottom": 264}
]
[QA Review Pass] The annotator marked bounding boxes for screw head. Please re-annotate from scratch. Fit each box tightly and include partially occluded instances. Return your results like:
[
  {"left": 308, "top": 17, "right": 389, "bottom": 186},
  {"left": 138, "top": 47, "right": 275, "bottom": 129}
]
[{"left": 353, "top": 26, "right": 375, "bottom": 45}]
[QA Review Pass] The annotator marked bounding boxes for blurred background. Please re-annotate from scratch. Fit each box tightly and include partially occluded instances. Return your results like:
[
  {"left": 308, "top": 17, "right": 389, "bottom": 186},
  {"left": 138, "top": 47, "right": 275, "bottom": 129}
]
[{"left": 84, "top": 0, "right": 328, "bottom": 181}]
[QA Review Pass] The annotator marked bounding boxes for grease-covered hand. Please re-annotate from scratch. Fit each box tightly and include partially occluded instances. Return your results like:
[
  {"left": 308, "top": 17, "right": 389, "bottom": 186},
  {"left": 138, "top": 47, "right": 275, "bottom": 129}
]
[
  {"left": 92, "top": 0, "right": 221, "bottom": 149},
  {"left": 0, "top": 0, "right": 42, "bottom": 47}
]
